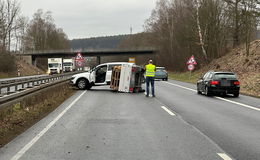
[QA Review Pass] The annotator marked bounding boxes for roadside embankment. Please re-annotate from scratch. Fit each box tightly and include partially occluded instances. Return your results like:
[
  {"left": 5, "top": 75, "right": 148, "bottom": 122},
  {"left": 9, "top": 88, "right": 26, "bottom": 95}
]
[
  {"left": 0, "top": 82, "right": 76, "bottom": 148},
  {"left": 169, "top": 70, "right": 259, "bottom": 98},
  {"left": 169, "top": 40, "right": 260, "bottom": 98}
]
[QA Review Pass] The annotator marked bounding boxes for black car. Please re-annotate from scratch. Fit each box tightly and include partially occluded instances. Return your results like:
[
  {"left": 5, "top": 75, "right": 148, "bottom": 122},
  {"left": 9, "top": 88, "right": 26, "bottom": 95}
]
[{"left": 197, "top": 71, "right": 240, "bottom": 97}]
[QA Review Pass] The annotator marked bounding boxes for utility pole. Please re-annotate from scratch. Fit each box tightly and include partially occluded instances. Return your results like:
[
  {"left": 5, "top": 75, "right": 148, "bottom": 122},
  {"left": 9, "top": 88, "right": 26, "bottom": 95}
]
[{"left": 130, "top": 27, "right": 133, "bottom": 34}]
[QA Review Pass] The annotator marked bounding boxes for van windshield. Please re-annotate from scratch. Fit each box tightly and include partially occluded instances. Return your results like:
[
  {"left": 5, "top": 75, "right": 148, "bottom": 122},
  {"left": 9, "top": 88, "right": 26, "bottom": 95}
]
[
  {"left": 63, "top": 62, "right": 72, "bottom": 66},
  {"left": 48, "top": 63, "right": 59, "bottom": 68}
]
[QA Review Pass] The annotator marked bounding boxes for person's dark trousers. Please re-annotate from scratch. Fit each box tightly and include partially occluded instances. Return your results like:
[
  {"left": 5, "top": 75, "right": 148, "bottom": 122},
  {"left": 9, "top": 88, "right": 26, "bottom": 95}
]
[{"left": 146, "top": 77, "right": 155, "bottom": 96}]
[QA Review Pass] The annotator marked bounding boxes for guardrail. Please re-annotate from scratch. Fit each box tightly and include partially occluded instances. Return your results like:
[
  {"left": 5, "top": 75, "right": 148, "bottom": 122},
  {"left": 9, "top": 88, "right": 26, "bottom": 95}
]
[
  {"left": 0, "top": 75, "right": 48, "bottom": 85},
  {"left": 0, "top": 71, "right": 82, "bottom": 106}
]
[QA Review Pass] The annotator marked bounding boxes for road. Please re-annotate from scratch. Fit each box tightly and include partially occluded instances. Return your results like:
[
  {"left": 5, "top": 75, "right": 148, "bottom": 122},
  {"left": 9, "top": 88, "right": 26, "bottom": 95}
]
[{"left": 0, "top": 80, "right": 259, "bottom": 160}]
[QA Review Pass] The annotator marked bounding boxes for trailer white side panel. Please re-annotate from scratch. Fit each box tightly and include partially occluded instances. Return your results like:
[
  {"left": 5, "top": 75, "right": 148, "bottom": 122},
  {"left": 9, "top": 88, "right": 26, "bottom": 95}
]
[{"left": 118, "top": 64, "right": 132, "bottom": 92}]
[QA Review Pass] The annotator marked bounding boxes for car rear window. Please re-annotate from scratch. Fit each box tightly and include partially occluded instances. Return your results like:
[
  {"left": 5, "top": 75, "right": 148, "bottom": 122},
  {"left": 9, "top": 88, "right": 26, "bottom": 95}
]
[
  {"left": 214, "top": 73, "right": 236, "bottom": 79},
  {"left": 156, "top": 67, "right": 165, "bottom": 71}
]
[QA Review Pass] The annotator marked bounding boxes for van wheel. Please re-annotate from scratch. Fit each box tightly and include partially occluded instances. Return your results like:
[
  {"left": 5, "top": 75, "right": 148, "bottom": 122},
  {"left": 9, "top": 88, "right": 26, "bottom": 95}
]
[
  {"left": 77, "top": 79, "right": 88, "bottom": 90},
  {"left": 86, "top": 84, "right": 92, "bottom": 90}
]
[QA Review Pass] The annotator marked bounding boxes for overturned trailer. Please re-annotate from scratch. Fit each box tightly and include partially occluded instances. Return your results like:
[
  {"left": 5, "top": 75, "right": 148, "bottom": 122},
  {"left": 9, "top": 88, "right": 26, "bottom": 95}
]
[{"left": 110, "top": 63, "right": 144, "bottom": 93}]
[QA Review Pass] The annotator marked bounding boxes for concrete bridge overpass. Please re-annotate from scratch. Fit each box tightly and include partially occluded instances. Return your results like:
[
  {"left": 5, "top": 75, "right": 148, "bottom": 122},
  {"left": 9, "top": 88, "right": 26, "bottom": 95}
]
[{"left": 15, "top": 48, "right": 156, "bottom": 65}]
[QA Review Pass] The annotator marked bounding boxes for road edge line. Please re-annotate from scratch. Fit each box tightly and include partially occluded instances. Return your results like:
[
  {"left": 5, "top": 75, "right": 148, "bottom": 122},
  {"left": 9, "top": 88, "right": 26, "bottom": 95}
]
[
  {"left": 10, "top": 91, "right": 86, "bottom": 160},
  {"left": 163, "top": 81, "right": 259, "bottom": 112}
]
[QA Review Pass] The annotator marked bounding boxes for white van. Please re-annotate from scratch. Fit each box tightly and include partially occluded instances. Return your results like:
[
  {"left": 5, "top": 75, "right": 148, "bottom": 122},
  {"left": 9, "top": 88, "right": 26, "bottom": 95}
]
[{"left": 70, "top": 62, "right": 133, "bottom": 90}]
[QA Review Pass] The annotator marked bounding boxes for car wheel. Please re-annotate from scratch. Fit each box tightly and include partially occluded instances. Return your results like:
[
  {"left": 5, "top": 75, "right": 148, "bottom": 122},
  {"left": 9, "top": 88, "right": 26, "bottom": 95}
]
[
  {"left": 222, "top": 92, "right": 227, "bottom": 97},
  {"left": 197, "top": 85, "right": 202, "bottom": 94},
  {"left": 233, "top": 93, "right": 239, "bottom": 97},
  {"left": 77, "top": 79, "right": 88, "bottom": 90},
  {"left": 205, "top": 86, "right": 211, "bottom": 96},
  {"left": 165, "top": 77, "right": 168, "bottom": 81}
]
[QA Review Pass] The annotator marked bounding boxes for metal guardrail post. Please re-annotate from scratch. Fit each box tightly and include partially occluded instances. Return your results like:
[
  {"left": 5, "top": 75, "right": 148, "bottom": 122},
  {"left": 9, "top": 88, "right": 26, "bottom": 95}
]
[
  {"left": 15, "top": 85, "right": 18, "bottom": 92},
  {"left": 7, "top": 86, "right": 10, "bottom": 93}
]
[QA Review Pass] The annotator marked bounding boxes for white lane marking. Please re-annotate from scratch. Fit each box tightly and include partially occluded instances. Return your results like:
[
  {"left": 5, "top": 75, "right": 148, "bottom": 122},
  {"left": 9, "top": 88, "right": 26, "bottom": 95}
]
[
  {"left": 161, "top": 106, "right": 176, "bottom": 116},
  {"left": 163, "top": 81, "right": 196, "bottom": 92},
  {"left": 10, "top": 91, "right": 87, "bottom": 160},
  {"left": 217, "top": 153, "right": 233, "bottom": 160},
  {"left": 163, "top": 81, "right": 260, "bottom": 112},
  {"left": 215, "top": 97, "right": 260, "bottom": 111}
]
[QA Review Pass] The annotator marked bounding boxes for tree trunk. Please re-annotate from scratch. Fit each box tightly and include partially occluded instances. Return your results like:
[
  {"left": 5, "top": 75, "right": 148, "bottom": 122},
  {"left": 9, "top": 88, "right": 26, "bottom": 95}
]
[
  {"left": 233, "top": 0, "right": 240, "bottom": 47},
  {"left": 195, "top": 0, "right": 208, "bottom": 61}
]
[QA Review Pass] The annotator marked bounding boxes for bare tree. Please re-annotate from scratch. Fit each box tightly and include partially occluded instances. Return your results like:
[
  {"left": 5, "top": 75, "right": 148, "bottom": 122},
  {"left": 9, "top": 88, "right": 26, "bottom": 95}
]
[
  {"left": 195, "top": 0, "right": 208, "bottom": 61},
  {"left": 24, "top": 9, "right": 70, "bottom": 51},
  {"left": 0, "top": 0, "right": 20, "bottom": 52},
  {"left": 240, "top": 0, "right": 260, "bottom": 56}
]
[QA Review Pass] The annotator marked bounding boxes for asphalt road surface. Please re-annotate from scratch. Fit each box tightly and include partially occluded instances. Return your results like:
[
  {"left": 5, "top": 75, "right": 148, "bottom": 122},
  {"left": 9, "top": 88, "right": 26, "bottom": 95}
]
[{"left": 0, "top": 80, "right": 259, "bottom": 160}]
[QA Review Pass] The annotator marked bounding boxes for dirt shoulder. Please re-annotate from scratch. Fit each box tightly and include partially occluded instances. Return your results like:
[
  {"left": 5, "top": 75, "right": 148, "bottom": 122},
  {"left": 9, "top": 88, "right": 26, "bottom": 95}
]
[
  {"left": 0, "top": 58, "right": 45, "bottom": 78},
  {"left": 0, "top": 83, "right": 76, "bottom": 148}
]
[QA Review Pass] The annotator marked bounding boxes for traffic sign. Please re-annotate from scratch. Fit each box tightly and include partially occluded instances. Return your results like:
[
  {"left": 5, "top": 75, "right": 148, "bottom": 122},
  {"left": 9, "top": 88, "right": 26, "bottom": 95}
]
[
  {"left": 75, "top": 52, "right": 84, "bottom": 61},
  {"left": 187, "top": 55, "right": 197, "bottom": 65},
  {"left": 76, "top": 61, "right": 84, "bottom": 67},
  {"left": 129, "top": 57, "right": 136, "bottom": 63},
  {"left": 188, "top": 64, "right": 195, "bottom": 71}
]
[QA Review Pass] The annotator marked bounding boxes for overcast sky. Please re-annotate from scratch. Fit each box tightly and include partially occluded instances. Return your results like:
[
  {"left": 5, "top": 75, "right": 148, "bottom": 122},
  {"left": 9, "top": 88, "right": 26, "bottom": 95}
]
[{"left": 19, "top": 0, "right": 157, "bottom": 40}]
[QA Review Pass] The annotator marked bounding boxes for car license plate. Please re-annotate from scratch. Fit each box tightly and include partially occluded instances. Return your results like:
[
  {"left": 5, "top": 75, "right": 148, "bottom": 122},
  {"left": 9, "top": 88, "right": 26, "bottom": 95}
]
[{"left": 221, "top": 80, "right": 230, "bottom": 86}]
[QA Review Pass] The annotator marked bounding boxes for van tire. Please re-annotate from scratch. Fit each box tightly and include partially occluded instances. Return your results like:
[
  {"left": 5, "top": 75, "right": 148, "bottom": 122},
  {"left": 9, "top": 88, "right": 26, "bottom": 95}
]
[{"left": 77, "top": 78, "right": 89, "bottom": 90}]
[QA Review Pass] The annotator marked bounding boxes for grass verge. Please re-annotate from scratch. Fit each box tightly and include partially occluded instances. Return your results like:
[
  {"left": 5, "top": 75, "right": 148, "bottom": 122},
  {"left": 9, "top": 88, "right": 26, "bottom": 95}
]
[
  {"left": 0, "top": 82, "right": 76, "bottom": 148},
  {"left": 168, "top": 71, "right": 201, "bottom": 84}
]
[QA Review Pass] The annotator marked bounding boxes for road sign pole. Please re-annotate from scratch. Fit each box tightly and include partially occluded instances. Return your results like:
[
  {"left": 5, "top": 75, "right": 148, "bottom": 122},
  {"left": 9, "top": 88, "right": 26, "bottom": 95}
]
[{"left": 189, "top": 70, "right": 192, "bottom": 80}]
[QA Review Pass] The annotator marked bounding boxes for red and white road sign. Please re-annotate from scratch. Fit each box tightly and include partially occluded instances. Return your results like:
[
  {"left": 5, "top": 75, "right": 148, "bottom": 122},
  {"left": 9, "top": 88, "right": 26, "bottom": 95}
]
[
  {"left": 75, "top": 52, "right": 84, "bottom": 67},
  {"left": 76, "top": 61, "right": 84, "bottom": 67},
  {"left": 187, "top": 55, "right": 197, "bottom": 65},
  {"left": 188, "top": 64, "right": 195, "bottom": 71},
  {"left": 75, "top": 52, "right": 84, "bottom": 61}
]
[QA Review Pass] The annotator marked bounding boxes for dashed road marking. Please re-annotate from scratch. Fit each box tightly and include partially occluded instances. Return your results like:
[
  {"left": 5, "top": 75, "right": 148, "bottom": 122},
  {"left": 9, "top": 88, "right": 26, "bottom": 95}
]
[
  {"left": 163, "top": 81, "right": 259, "bottom": 112},
  {"left": 10, "top": 91, "right": 86, "bottom": 160},
  {"left": 217, "top": 153, "right": 233, "bottom": 160},
  {"left": 161, "top": 106, "right": 176, "bottom": 116}
]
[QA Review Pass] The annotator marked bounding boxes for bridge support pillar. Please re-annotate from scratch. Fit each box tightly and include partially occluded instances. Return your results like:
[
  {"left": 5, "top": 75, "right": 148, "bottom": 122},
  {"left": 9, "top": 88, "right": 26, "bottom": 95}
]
[
  {"left": 32, "top": 55, "right": 37, "bottom": 66},
  {"left": 97, "top": 56, "right": 101, "bottom": 64}
]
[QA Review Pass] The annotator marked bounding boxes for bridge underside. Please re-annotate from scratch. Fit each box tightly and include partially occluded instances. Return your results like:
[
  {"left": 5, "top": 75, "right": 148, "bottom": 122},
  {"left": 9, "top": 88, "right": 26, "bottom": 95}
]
[{"left": 17, "top": 49, "right": 156, "bottom": 66}]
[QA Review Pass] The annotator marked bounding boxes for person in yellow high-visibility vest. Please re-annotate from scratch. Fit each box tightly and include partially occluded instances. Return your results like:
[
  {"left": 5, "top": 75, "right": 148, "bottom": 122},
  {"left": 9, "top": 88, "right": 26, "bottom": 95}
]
[{"left": 145, "top": 60, "right": 156, "bottom": 97}]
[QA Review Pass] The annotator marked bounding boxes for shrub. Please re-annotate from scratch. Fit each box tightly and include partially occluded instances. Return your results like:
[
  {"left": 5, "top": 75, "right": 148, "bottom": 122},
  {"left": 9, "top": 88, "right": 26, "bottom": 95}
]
[{"left": 0, "top": 52, "right": 17, "bottom": 72}]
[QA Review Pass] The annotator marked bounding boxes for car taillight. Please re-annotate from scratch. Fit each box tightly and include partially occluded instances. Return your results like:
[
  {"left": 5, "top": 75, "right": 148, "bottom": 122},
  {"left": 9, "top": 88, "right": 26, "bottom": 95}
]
[
  {"left": 210, "top": 80, "right": 219, "bottom": 85},
  {"left": 234, "top": 81, "right": 240, "bottom": 85},
  {"left": 129, "top": 87, "right": 133, "bottom": 92}
]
